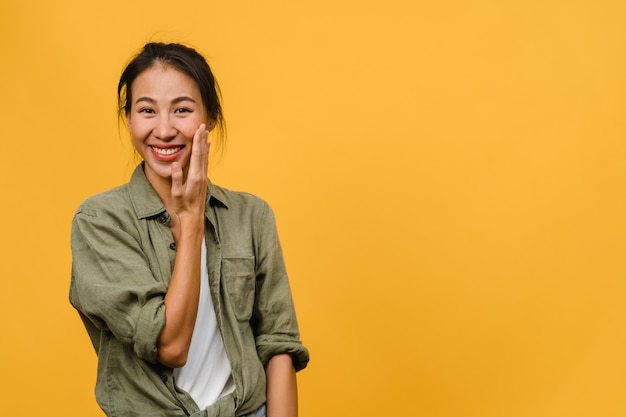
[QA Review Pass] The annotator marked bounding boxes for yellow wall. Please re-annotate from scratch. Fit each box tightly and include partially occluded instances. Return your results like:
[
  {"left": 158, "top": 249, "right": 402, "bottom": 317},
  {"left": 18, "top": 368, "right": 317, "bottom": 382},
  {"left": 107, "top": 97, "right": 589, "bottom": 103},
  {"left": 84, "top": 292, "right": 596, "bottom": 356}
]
[{"left": 1, "top": 1, "right": 625, "bottom": 416}]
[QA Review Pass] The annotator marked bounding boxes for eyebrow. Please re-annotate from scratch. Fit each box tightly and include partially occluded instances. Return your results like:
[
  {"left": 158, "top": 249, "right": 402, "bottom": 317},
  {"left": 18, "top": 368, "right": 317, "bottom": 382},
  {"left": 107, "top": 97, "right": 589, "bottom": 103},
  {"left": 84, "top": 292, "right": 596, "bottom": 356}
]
[{"left": 134, "top": 96, "right": 197, "bottom": 105}]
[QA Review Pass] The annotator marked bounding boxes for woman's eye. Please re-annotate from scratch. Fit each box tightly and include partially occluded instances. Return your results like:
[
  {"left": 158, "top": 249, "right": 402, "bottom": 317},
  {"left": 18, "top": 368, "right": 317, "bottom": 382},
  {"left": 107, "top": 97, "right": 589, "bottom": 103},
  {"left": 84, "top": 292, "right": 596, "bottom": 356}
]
[
  {"left": 174, "top": 108, "right": 191, "bottom": 114},
  {"left": 139, "top": 108, "right": 154, "bottom": 114}
]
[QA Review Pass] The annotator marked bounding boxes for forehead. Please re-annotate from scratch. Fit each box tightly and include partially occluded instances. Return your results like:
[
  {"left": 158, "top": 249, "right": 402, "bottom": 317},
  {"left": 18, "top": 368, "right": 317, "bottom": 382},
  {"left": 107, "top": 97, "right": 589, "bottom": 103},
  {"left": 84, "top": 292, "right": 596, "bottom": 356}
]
[{"left": 131, "top": 64, "right": 201, "bottom": 99}]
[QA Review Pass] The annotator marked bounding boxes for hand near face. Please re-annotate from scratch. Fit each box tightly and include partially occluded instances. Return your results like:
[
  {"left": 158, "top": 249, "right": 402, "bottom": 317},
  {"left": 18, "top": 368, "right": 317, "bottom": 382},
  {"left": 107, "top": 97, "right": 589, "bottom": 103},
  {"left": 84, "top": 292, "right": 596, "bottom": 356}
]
[{"left": 170, "top": 123, "right": 210, "bottom": 223}]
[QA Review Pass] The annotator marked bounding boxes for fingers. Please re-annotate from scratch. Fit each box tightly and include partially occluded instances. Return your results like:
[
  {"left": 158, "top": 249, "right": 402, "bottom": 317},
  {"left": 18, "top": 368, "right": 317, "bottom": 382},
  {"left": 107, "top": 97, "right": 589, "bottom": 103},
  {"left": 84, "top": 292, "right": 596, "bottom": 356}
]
[
  {"left": 170, "top": 124, "right": 210, "bottom": 215},
  {"left": 189, "top": 124, "right": 210, "bottom": 178},
  {"left": 171, "top": 162, "right": 184, "bottom": 200}
]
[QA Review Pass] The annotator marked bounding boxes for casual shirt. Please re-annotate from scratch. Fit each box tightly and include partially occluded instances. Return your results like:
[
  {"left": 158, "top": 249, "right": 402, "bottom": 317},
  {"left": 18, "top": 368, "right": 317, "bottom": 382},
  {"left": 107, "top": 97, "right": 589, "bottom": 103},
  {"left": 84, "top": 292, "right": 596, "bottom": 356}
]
[{"left": 70, "top": 164, "right": 309, "bottom": 417}]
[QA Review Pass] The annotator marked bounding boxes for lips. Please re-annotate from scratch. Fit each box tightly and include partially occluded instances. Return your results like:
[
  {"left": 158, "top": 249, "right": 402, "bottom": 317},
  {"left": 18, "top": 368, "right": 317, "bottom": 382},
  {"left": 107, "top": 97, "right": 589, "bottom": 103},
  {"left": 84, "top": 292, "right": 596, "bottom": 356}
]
[{"left": 149, "top": 145, "right": 184, "bottom": 161}]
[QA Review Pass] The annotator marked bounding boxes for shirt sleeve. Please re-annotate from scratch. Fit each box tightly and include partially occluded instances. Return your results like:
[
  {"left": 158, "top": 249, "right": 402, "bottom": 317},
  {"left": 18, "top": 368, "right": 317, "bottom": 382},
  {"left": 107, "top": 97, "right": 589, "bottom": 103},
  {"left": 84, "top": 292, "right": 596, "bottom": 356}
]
[
  {"left": 251, "top": 202, "right": 310, "bottom": 371},
  {"left": 69, "top": 206, "right": 167, "bottom": 364}
]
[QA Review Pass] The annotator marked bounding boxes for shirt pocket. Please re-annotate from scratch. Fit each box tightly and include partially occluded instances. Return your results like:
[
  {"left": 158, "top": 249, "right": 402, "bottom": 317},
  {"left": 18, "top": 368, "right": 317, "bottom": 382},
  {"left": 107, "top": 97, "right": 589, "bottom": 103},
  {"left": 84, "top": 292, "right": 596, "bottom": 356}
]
[{"left": 221, "top": 257, "right": 256, "bottom": 322}]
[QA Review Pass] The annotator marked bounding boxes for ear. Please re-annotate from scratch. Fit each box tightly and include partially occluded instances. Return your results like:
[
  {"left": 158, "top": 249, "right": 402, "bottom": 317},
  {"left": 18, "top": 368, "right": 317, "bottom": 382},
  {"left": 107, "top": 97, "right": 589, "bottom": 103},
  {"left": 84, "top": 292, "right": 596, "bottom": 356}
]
[{"left": 207, "top": 119, "right": 217, "bottom": 132}]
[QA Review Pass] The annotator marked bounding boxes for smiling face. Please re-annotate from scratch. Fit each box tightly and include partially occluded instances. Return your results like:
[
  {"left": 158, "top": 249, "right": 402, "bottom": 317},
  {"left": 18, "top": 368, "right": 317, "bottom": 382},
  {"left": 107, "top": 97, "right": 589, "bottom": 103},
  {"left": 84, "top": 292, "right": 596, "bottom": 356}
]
[{"left": 127, "top": 64, "right": 210, "bottom": 189}]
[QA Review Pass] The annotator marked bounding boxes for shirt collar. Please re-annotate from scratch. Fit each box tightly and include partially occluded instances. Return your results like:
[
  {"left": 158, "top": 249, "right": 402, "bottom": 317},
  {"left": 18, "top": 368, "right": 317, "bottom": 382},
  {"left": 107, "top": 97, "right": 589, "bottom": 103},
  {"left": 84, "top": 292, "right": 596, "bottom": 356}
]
[{"left": 128, "top": 163, "right": 228, "bottom": 220}]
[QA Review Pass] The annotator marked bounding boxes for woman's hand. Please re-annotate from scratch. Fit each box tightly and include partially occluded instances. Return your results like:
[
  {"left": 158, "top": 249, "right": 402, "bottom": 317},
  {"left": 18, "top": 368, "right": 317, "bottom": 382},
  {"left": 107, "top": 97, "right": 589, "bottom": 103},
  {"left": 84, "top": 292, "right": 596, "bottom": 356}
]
[{"left": 170, "top": 123, "right": 210, "bottom": 226}]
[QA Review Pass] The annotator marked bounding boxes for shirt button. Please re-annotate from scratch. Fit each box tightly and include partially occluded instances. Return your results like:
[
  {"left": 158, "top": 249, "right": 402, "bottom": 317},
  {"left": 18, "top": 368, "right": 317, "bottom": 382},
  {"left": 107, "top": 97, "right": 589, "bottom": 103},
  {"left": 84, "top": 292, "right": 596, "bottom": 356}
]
[
  {"left": 161, "top": 375, "right": 168, "bottom": 383},
  {"left": 169, "top": 242, "right": 177, "bottom": 250},
  {"left": 158, "top": 214, "right": 167, "bottom": 224}
]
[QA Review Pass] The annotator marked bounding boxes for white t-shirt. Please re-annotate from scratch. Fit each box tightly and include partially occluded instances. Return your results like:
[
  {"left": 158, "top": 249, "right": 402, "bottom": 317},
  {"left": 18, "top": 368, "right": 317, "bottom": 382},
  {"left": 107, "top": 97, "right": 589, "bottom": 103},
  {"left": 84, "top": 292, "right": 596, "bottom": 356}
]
[{"left": 173, "top": 238, "right": 235, "bottom": 409}]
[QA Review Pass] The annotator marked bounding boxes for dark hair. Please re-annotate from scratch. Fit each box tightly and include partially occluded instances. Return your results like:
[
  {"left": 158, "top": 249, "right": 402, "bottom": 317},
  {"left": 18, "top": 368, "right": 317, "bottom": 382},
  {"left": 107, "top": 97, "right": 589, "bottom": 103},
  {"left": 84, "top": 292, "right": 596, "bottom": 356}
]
[{"left": 118, "top": 42, "right": 225, "bottom": 144}]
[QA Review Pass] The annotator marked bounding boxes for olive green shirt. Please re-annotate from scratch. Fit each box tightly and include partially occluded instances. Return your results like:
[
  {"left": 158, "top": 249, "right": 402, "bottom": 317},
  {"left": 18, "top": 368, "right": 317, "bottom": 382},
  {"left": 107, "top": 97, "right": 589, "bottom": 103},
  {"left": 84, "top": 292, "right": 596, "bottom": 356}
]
[{"left": 70, "top": 164, "right": 309, "bottom": 417}]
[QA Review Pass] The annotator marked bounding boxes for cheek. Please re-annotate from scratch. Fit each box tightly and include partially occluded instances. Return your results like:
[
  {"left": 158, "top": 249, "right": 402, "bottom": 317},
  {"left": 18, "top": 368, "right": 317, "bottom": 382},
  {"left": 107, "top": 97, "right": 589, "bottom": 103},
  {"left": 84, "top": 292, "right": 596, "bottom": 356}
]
[
  {"left": 184, "top": 127, "right": 199, "bottom": 140},
  {"left": 182, "top": 119, "right": 205, "bottom": 139},
  {"left": 128, "top": 119, "right": 149, "bottom": 139}
]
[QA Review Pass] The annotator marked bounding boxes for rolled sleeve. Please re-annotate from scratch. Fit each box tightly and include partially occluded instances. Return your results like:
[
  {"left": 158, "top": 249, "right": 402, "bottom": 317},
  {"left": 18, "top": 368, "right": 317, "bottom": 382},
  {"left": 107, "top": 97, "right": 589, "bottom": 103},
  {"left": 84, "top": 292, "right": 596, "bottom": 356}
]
[
  {"left": 70, "top": 206, "right": 167, "bottom": 363},
  {"left": 251, "top": 202, "right": 310, "bottom": 371},
  {"left": 134, "top": 296, "right": 166, "bottom": 362},
  {"left": 256, "top": 335, "right": 310, "bottom": 371}
]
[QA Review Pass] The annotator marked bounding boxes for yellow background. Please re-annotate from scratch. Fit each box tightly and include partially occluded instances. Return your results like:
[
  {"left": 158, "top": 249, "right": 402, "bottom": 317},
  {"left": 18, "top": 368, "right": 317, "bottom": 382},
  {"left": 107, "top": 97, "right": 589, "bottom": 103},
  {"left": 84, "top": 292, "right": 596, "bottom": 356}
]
[{"left": 1, "top": 1, "right": 625, "bottom": 416}]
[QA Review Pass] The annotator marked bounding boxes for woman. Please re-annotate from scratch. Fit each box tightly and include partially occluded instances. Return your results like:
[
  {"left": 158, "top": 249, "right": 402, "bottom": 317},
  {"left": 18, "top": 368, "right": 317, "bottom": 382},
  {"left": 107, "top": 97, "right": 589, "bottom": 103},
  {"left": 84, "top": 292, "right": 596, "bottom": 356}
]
[{"left": 70, "top": 42, "right": 309, "bottom": 417}]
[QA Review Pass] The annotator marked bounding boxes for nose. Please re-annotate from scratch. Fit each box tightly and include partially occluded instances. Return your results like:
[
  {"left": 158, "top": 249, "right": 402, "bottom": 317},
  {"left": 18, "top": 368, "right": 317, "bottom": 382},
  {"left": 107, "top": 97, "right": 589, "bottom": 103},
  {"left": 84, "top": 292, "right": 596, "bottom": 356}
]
[{"left": 154, "top": 114, "right": 177, "bottom": 140}]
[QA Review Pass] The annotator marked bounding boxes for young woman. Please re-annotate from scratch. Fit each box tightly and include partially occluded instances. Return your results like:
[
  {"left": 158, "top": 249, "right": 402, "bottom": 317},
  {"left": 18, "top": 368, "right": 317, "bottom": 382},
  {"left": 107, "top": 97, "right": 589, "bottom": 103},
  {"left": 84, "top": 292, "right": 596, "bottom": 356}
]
[{"left": 70, "top": 42, "right": 309, "bottom": 417}]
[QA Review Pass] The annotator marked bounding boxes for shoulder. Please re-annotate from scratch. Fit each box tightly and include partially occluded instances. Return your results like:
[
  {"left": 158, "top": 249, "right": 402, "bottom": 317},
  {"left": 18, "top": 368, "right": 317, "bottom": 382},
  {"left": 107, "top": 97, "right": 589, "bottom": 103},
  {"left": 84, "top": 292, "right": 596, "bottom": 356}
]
[
  {"left": 210, "top": 184, "right": 277, "bottom": 232},
  {"left": 211, "top": 184, "right": 272, "bottom": 214},
  {"left": 71, "top": 184, "right": 139, "bottom": 252},
  {"left": 73, "top": 183, "right": 135, "bottom": 223}
]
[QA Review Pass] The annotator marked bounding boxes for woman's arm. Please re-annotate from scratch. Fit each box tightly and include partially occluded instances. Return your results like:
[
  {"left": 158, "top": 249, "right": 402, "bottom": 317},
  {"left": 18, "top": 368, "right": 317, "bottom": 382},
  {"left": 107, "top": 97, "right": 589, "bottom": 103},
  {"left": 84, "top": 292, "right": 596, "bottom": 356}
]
[
  {"left": 157, "top": 125, "right": 210, "bottom": 368},
  {"left": 266, "top": 354, "right": 298, "bottom": 417},
  {"left": 155, "top": 214, "right": 204, "bottom": 367}
]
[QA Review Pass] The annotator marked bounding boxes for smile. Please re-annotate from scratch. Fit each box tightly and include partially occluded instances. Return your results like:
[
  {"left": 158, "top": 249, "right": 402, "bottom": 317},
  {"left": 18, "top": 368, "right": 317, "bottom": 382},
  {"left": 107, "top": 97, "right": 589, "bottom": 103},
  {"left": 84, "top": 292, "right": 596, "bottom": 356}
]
[
  {"left": 148, "top": 145, "right": 185, "bottom": 161},
  {"left": 150, "top": 146, "right": 183, "bottom": 155}
]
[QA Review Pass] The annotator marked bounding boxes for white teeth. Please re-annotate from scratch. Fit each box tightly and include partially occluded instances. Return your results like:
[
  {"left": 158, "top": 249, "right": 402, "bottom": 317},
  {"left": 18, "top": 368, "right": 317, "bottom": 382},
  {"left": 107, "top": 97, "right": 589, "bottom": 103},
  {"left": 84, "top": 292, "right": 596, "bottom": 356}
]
[{"left": 152, "top": 146, "right": 181, "bottom": 155}]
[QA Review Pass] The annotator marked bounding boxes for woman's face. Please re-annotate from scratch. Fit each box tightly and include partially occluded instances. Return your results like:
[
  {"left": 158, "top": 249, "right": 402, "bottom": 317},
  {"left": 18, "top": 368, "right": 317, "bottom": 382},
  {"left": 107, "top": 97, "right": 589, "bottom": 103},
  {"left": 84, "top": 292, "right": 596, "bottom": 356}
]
[{"left": 127, "top": 64, "right": 210, "bottom": 185}]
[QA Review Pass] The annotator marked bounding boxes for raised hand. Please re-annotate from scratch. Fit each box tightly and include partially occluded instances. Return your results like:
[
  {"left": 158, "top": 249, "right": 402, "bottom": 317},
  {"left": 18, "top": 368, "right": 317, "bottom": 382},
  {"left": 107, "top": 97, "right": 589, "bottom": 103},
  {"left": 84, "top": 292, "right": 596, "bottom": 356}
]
[{"left": 170, "top": 123, "right": 211, "bottom": 225}]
